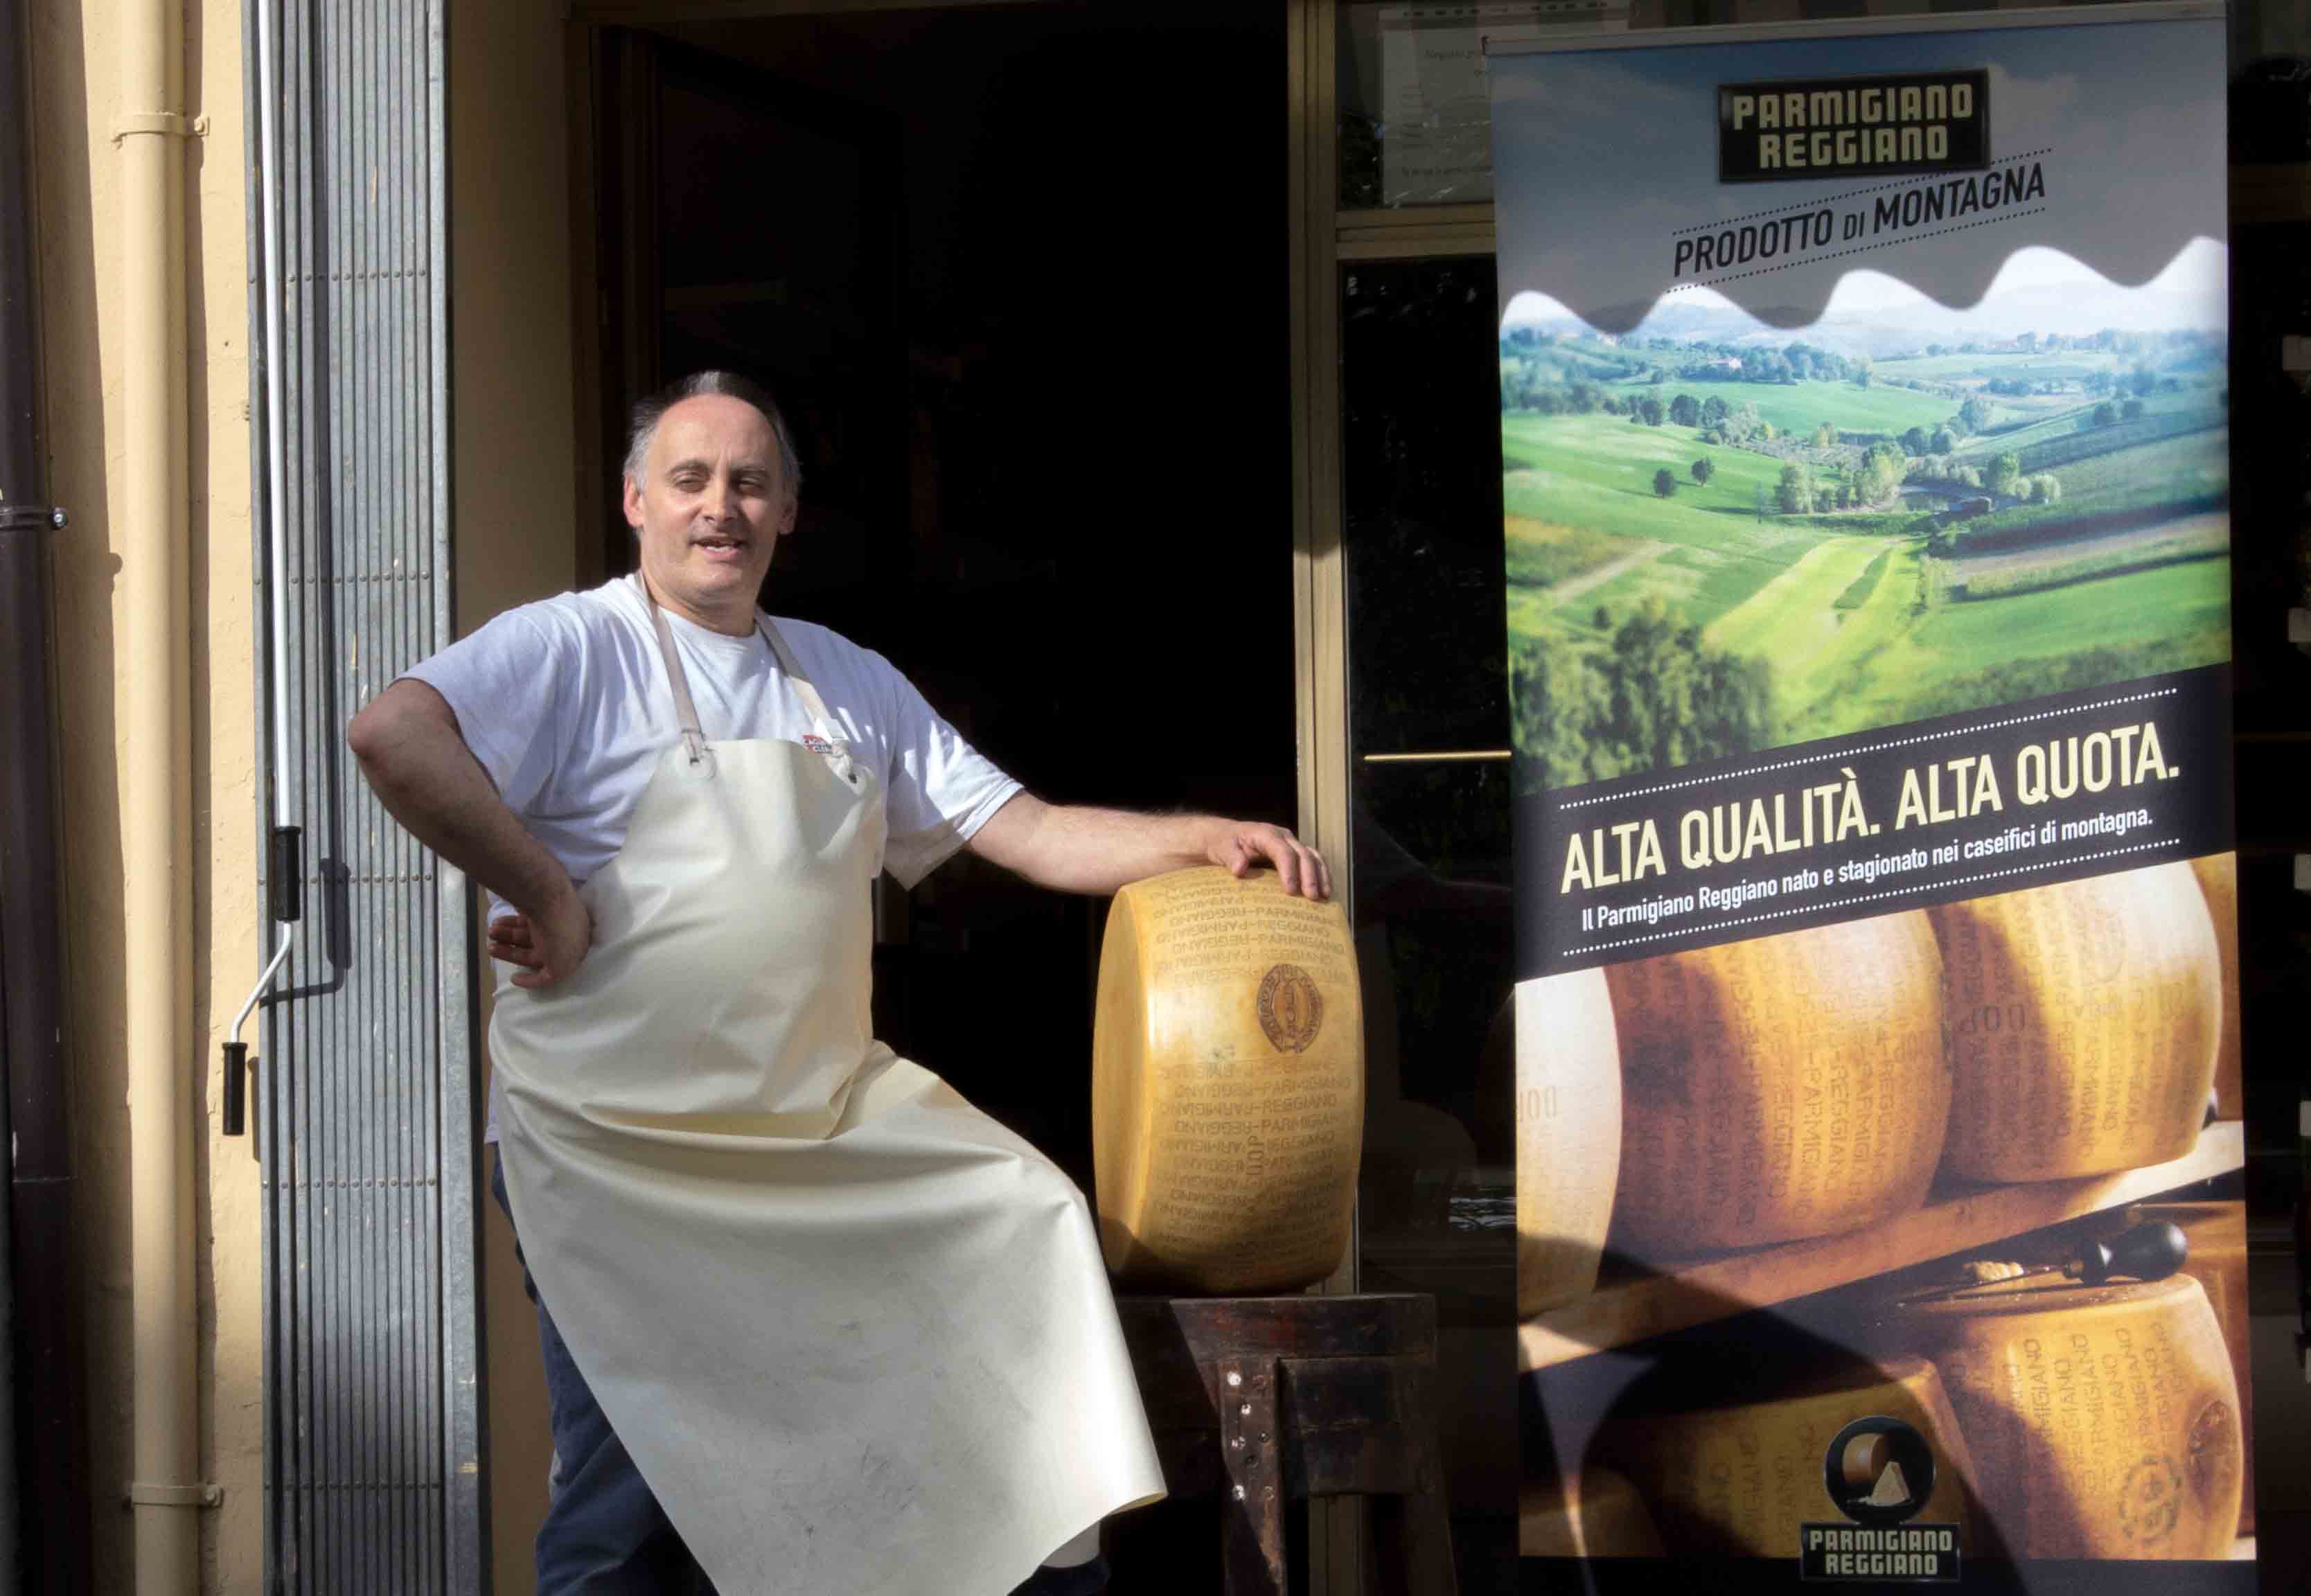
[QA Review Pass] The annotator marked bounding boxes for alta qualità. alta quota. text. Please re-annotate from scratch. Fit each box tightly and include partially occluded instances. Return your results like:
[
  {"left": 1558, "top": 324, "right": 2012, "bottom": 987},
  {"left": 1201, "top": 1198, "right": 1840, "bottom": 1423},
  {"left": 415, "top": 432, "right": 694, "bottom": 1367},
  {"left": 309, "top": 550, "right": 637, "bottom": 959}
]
[{"left": 1557, "top": 718, "right": 2174, "bottom": 896}]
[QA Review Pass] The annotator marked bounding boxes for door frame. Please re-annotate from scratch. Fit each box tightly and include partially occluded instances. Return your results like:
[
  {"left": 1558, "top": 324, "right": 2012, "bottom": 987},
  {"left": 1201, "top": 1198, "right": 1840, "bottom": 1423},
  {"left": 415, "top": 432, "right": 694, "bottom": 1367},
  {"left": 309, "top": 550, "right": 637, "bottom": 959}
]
[{"left": 559, "top": 4, "right": 1381, "bottom": 1589}]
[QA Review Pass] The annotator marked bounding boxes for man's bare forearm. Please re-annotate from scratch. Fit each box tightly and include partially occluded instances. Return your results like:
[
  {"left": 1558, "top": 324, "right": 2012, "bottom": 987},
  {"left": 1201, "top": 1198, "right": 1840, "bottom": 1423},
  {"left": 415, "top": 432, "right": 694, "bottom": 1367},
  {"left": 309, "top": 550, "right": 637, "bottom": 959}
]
[
  {"left": 347, "top": 680, "right": 573, "bottom": 916},
  {"left": 965, "top": 794, "right": 1329, "bottom": 899},
  {"left": 973, "top": 799, "right": 1228, "bottom": 895}
]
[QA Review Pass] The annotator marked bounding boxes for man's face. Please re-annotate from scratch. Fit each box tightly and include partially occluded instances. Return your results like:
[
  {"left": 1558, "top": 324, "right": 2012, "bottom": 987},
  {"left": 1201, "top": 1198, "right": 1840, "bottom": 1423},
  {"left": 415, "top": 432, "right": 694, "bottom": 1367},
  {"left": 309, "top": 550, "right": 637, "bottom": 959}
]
[{"left": 623, "top": 393, "right": 797, "bottom": 631}]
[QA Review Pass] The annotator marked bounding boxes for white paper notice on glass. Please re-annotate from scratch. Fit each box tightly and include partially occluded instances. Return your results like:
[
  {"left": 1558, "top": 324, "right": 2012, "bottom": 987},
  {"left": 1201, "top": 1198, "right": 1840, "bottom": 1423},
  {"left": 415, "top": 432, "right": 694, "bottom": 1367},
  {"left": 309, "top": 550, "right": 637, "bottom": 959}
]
[{"left": 1378, "top": 2, "right": 1627, "bottom": 207}]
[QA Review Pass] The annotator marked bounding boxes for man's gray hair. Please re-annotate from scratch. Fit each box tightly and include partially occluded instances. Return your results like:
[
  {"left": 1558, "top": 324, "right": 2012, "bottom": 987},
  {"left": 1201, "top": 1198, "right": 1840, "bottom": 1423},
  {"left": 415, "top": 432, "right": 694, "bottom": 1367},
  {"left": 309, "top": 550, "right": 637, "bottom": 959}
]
[{"left": 622, "top": 371, "right": 804, "bottom": 498}]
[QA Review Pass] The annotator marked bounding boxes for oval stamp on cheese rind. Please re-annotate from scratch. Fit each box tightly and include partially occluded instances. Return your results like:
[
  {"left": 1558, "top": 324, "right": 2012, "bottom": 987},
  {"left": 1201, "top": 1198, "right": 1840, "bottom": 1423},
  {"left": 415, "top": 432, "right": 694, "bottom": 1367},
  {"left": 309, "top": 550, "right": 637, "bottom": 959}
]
[
  {"left": 1256, "top": 964, "right": 1323, "bottom": 1054},
  {"left": 2184, "top": 1399, "right": 2239, "bottom": 1501},
  {"left": 2117, "top": 1453, "right": 2184, "bottom": 1546}
]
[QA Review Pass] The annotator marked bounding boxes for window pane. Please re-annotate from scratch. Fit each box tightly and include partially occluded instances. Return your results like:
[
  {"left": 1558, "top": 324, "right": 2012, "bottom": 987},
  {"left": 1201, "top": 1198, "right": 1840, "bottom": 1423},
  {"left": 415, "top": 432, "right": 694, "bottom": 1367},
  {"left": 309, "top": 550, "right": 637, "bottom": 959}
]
[
  {"left": 1337, "top": 1, "right": 1628, "bottom": 209},
  {"left": 1342, "top": 255, "right": 1518, "bottom": 1583}
]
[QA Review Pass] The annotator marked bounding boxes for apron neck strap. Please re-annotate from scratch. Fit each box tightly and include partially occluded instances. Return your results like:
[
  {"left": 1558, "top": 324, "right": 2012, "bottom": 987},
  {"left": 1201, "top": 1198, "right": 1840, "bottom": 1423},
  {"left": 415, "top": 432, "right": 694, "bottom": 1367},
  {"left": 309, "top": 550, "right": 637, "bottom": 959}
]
[
  {"left": 642, "top": 580, "right": 714, "bottom": 765},
  {"left": 756, "top": 615, "right": 840, "bottom": 741},
  {"left": 639, "top": 575, "right": 841, "bottom": 763}
]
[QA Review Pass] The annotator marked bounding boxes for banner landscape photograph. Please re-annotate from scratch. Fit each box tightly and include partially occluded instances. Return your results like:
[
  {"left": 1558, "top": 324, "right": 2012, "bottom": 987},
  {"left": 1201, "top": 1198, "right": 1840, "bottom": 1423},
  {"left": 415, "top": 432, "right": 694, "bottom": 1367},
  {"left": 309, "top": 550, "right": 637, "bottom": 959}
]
[{"left": 1494, "top": 8, "right": 2252, "bottom": 1590}]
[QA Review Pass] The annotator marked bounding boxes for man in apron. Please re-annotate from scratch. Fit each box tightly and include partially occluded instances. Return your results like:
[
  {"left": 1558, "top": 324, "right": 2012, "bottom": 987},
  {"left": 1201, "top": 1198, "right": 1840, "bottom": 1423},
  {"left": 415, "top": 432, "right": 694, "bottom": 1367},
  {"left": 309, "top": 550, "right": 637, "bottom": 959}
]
[{"left": 347, "top": 370, "right": 1331, "bottom": 1596}]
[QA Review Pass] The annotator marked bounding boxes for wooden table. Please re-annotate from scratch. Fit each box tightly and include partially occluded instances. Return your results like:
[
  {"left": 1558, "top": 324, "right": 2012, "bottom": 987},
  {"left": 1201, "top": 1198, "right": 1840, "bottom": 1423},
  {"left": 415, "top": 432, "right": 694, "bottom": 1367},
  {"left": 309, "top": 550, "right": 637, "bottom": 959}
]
[{"left": 1115, "top": 1293, "right": 1457, "bottom": 1596}]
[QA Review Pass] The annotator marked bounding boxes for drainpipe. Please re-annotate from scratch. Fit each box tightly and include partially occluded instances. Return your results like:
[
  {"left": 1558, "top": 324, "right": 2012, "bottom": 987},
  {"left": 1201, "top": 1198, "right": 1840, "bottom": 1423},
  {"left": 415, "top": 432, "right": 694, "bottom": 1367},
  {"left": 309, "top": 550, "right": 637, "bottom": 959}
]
[
  {"left": 116, "top": 0, "right": 199, "bottom": 1588},
  {"left": 1, "top": 0, "right": 91, "bottom": 1586}
]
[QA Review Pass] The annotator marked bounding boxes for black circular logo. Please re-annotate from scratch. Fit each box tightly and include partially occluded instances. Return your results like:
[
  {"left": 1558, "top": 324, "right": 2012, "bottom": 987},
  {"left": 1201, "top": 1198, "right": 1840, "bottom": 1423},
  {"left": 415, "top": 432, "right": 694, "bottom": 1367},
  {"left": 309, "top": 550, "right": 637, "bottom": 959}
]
[{"left": 1824, "top": 1417, "right": 1936, "bottom": 1527}]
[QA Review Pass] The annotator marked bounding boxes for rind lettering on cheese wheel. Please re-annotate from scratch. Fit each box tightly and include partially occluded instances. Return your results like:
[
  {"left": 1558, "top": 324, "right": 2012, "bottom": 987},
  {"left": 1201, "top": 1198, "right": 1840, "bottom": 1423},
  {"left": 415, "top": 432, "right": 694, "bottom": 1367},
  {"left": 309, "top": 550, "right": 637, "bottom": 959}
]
[
  {"left": 1091, "top": 866, "right": 1363, "bottom": 1293},
  {"left": 2127, "top": 1202, "right": 2254, "bottom": 1536},
  {"left": 1604, "top": 912, "right": 1949, "bottom": 1254},
  {"left": 1518, "top": 1468, "right": 1663, "bottom": 1559},
  {"left": 2186, "top": 853, "right": 2242, "bottom": 1121},
  {"left": 1931, "top": 863, "right": 2220, "bottom": 1182},
  {"left": 1900, "top": 1273, "right": 2242, "bottom": 1559},
  {"left": 1515, "top": 969, "right": 1622, "bottom": 1318},
  {"left": 1599, "top": 1356, "right": 1976, "bottom": 1559}
]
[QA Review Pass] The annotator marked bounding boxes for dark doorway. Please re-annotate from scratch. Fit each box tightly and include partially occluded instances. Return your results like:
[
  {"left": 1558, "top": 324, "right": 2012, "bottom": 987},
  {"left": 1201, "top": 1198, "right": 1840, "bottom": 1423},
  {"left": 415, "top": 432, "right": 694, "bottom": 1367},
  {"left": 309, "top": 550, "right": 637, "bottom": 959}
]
[
  {"left": 581, "top": 12, "right": 1300, "bottom": 1581},
  {"left": 587, "top": 0, "right": 1294, "bottom": 1178}
]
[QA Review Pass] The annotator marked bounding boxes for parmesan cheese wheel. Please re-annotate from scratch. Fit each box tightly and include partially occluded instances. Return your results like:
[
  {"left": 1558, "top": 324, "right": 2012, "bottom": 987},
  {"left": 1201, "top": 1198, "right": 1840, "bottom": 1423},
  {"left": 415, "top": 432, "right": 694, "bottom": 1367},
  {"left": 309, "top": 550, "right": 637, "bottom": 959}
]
[
  {"left": 2186, "top": 853, "right": 2242, "bottom": 1121},
  {"left": 1604, "top": 913, "right": 1949, "bottom": 1254},
  {"left": 1518, "top": 1469, "right": 1662, "bottom": 1559},
  {"left": 1091, "top": 866, "right": 1363, "bottom": 1293},
  {"left": 1901, "top": 1273, "right": 2242, "bottom": 1559},
  {"left": 1599, "top": 1356, "right": 1976, "bottom": 1558},
  {"left": 1931, "top": 864, "right": 2220, "bottom": 1182},
  {"left": 2128, "top": 1202, "right": 2254, "bottom": 1535},
  {"left": 1514, "top": 969, "right": 1622, "bottom": 1318}
]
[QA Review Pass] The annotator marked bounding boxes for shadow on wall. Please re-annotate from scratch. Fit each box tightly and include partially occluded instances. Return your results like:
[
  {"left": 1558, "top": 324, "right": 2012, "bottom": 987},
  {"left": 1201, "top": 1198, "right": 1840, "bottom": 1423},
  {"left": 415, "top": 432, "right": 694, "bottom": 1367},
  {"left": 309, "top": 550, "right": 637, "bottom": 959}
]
[{"left": 30, "top": 0, "right": 116, "bottom": 1589}]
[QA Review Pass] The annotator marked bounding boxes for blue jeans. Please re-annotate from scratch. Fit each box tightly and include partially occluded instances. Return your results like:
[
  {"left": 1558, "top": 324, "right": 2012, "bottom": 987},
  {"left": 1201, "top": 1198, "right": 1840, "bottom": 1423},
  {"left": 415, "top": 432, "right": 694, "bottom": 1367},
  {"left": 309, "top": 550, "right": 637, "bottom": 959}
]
[
  {"left": 493, "top": 1153, "right": 718, "bottom": 1594},
  {"left": 490, "top": 1153, "right": 1108, "bottom": 1595}
]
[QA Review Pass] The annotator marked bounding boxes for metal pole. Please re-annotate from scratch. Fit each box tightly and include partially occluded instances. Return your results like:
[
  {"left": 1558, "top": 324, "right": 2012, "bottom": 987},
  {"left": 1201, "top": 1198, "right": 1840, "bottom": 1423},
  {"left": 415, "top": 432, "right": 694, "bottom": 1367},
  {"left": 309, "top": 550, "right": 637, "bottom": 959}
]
[{"left": 0, "top": 0, "right": 91, "bottom": 1586}]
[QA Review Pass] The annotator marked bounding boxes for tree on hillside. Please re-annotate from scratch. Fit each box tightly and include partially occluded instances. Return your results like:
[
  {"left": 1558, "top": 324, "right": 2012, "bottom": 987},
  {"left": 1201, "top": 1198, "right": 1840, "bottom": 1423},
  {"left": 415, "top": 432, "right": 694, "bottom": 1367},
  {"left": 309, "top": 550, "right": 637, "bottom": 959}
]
[
  {"left": 1854, "top": 357, "right": 1873, "bottom": 389},
  {"left": 1743, "top": 349, "right": 1794, "bottom": 384},
  {"left": 1860, "top": 443, "right": 1904, "bottom": 504},
  {"left": 1814, "top": 421, "right": 1836, "bottom": 449},
  {"left": 1606, "top": 601, "right": 1775, "bottom": 777},
  {"left": 1509, "top": 631, "right": 1613, "bottom": 788},
  {"left": 1702, "top": 395, "right": 1730, "bottom": 427},
  {"left": 1670, "top": 393, "right": 1701, "bottom": 427},
  {"left": 2122, "top": 398, "right": 2145, "bottom": 420},
  {"left": 1930, "top": 427, "right": 1956, "bottom": 454},
  {"left": 1640, "top": 395, "right": 1665, "bottom": 427},
  {"left": 1512, "top": 604, "right": 1773, "bottom": 788},
  {"left": 1902, "top": 426, "right": 1930, "bottom": 456},
  {"left": 1653, "top": 468, "right": 1677, "bottom": 498},
  {"left": 1691, "top": 457, "right": 1714, "bottom": 485},
  {"left": 2029, "top": 474, "right": 2062, "bottom": 504},
  {"left": 2092, "top": 402, "right": 2118, "bottom": 427},
  {"left": 2130, "top": 363, "right": 2159, "bottom": 396},
  {"left": 1776, "top": 462, "right": 1814, "bottom": 515},
  {"left": 1958, "top": 395, "right": 1994, "bottom": 433},
  {"left": 1987, "top": 453, "right": 2024, "bottom": 497}
]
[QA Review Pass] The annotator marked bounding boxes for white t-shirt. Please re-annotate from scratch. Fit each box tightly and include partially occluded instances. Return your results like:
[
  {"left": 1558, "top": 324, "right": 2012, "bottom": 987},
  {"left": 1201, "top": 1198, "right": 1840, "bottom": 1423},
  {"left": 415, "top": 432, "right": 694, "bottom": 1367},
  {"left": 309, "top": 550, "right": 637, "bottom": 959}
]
[
  {"left": 406, "top": 576, "right": 1022, "bottom": 1144},
  {"left": 403, "top": 572, "right": 1021, "bottom": 918}
]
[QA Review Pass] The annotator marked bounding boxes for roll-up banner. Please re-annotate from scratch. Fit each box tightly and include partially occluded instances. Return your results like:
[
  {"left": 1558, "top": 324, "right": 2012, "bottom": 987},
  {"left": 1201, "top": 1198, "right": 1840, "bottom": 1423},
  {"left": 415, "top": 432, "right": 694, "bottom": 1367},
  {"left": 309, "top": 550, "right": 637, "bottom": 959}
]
[{"left": 1491, "top": 6, "right": 2249, "bottom": 1590}]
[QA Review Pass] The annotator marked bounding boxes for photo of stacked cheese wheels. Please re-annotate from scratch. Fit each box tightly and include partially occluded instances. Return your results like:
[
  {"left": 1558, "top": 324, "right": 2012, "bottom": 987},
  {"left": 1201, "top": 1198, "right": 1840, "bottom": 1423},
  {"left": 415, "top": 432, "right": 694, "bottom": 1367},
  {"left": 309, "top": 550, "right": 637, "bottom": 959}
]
[{"left": 1515, "top": 854, "right": 2249, "bottom": 1566}]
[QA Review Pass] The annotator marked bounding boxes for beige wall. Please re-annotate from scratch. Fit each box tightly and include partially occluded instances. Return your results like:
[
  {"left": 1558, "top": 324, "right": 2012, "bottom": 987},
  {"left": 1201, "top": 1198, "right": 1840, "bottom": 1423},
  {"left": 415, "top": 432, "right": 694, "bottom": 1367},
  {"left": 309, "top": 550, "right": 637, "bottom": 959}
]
[
  {"left": 33, "top": 0, "right": 578, "bottom": 1588},
  {"left": 449, "top": 1, "right": 580, "bottom": 1590},
  {"left": 31, "top": 0, "right": 260, "bottom": 1590}
]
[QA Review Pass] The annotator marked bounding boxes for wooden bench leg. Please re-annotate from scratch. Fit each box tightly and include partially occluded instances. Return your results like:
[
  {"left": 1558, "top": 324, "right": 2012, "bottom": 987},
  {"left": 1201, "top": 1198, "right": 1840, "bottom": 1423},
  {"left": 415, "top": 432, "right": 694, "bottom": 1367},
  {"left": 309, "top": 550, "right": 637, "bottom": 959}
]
[
  {"left": 1214, "top": 1356, "right": 1285, "bottom": 1596},
  {"left": 1370, "top": 1358, "right": 1456, "bottom": 1596},
  {"left": 1370, "top": 1472, "right": 1457, "bottom": 1596}
]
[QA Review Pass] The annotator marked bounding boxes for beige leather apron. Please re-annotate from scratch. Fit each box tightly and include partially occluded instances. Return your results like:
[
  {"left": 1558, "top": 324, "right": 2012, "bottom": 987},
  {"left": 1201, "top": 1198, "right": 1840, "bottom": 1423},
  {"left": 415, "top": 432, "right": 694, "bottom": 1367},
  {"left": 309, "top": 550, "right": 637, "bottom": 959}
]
[{"left": 490, "top": 591, "right": 1165, "bottom": 1595}]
